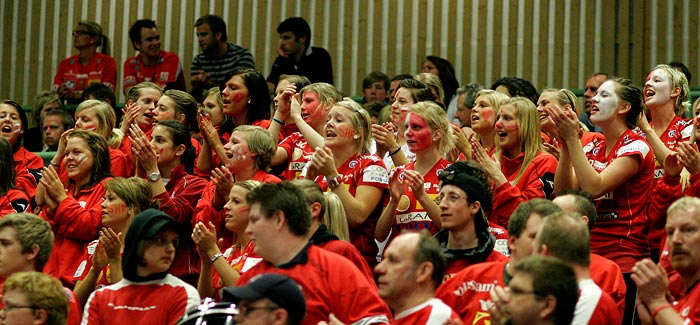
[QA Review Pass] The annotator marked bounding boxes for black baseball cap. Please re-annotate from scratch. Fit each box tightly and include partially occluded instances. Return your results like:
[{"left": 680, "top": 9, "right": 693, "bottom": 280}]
[{"left": 223, "top": 273, "right": 306, "bottom": 323}]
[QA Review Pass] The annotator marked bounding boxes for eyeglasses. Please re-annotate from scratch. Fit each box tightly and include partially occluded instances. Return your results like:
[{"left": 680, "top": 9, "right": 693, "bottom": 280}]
[
  {"left": 72, "top": 30, "right": 91, "bottom": 36},
  {"left": 238, "top": 304, "right": 280, "bottom": 317},
  {"left": 434, "top": 193, "right": 468, "bottom": 205},
  {"left": 2, "top": 303, "right": 37, "bottom": 312}
]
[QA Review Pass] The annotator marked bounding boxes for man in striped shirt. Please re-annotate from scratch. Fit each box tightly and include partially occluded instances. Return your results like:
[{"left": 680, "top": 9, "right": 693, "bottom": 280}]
[{"left": 191, "top": 14, "right": 255, "bottom": 101}]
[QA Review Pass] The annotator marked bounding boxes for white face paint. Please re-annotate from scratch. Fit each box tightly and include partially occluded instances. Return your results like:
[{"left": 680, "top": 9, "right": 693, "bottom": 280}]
[
  {"left": 590, "top": 80, "right": 619, "bottom": 124},
  {"left": 644, "top": 69, "right": 673, "bottom": 109}
]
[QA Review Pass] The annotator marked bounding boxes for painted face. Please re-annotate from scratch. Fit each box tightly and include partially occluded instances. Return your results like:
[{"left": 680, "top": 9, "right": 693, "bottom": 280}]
[
  {"left": 584, "top": 75, "right": 607, "bottom": 112},
  {"left": 437, "top": 185, "right": 473, "bottom": 231},
  {"left": 42, "top": 115, "right": 65, "bottom": 148},
  {"left": 507, "top": 272, "right": 545, "bottom": 324},
  {"left": 644, "top": 69, "right": 674, "bottom": 109},
  {"left": 101, "top": 190, "right": 130, "bottom": 229},
  {"left": 375, "top": 233, "right": 418, "bottom": 305},
  {"left": 153, "top": 95, "right": 181, "bottom": 123},
  {"left": 223, "top": 131, "right": 255, "bottom": 171},
  {"left": 0, "top": 104, "right": 23, "bottom": 146},
  {"left": 509, "top": 213, "right": 543, "bottom": 262},
  {"left": 74, "top": 108, "right": 101, "bottom": 133},
  {"left": 63, "top": 137, "right": 95, "bottom": 183},
  {"left": 196, "top": 23, "right": 218, "bottom": 53},
  {"left": 39, "top": 101, "right": 61, "bottom": 121},
  {"left": 390, "top": 88, "right": 413, "bottom": 126},
  {"left": 470, "top": 95, "right": 497, "bottom": 134},
  {"left": 223, "top": 185, "right": 252, "bottom": 233},
  {"left": 246, "top": 204, "right": 277, "bottom": 260},
  {"left": 273, "top": 79, "right": 291, "bottom": 110},
  {"left": 666, "top": 208, "right": 700, "bottom": 275},
  {"left": 221, "top": 75, "right": 250, "bottom": 118},
  {"left": 138, "top": 229, "right": 178, "bottom": 277},
  {"left": 404, "top": 113, "right": 434, "bottom": 152},
  {"left": 495, "top": 104, "right": 520, "bottom": 152},
  {"left": 590, "top": 80, "right": 619, "bottom": 124},
  {"left": 278, "top": 31, "right": 304, "bottom": 57},
  {"left": 422, "top": 61, "right": 438, "bottom": 76},
  {"left": 0, "top": 227, "right": 32, "bottom": 277},
  {"left": 136, "top": 27, "right": 161, "bottom": 58},
  {"left": 301, "top": 91, "right": 327, "bottom": 127},
  {"left": 363, "top": 81, "right": 387, "bottom": 103},
  {"left": 133, "top": 88, "right": 161, "bottom": 126},
  {"left": 324, "top": 106, "right": 358, "bottom": 149},
  {"left": 454, "top": 93, "right": 472, "bottom": 127},
  {"left": 202, "top": 93, "right": 225, "bottom": 127},
  {"left": 150, "top": 124, "right": 182, "bottom": 169},
  {"left": 0, "top": 289, "right": 39, "bottom": 325}
]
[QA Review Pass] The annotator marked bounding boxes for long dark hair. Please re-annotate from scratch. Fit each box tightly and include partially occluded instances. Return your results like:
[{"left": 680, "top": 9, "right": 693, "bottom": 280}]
[
  {"left": 426, "top": 56, "right": 459, "bottom": 104},
  {"left": 155, "top": 120, "right": 196, "bottom": 174},
  {"left": 219, "top": 69, "right": 271, "bottom": 125},
  {"left": 0, "top": 137, "right": 16, "bottom": 195}
]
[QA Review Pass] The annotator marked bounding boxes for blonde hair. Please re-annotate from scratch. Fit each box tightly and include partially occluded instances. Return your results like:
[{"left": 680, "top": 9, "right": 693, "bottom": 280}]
[
  {"left": 415, "top": 72, "right": 445, "bottom": 104},
  {"left": 332, "top": 100, "right": 373, "bottom": 155},
  {"left": 126, "top": 81, "right": 162, "bottom": 103},
  {"left": 323, "top": 192, "right": 350, "bottom": 242},
  {"left": 407, "top": 101, "right": 454, "bottom": 154},
  {"left": 652, "top": 64, "right": 691, "bottom": 117},
  {"left": 105, "top": 177, "right": 155, "bottom": 218},
  {"left": 496, "top": 97, "right": 544, "bottom": 184},
  {"left": 3, "top": 272, "right": 67, "bottom": 325},
  {"left": 75, "top": 99, "right": 123, "bottom": 148},
  {"left": 206, "top": 87, "right": 224, "bottom": 110},
  {"left": 233, "top": 125, "right": 276, "bottom": 171},
  {"left": 472, "top": 89, "right": 510, "bottom": 141},
  {"left": 300, "top": 83, "right": 343, "bottom": 108},
  {"left": 540, "top": 88, "right": 589, "bottom": 131}
]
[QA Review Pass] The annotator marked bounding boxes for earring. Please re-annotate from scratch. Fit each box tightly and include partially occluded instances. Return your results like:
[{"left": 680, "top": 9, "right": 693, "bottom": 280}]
[
  {"left": 248, "top": 97, "right": 252, "bottom": 104},
  {"left": 353, "top": 134, "right": 359, "bottom": 140}
]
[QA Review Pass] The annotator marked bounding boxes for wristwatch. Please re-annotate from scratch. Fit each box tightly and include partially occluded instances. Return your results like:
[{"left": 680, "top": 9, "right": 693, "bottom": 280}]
[
  {"left": 148, "top": 172, "right": 162, "bottom": 182},
  {"left": 327, "top": 175, "right": 342, "bottom": 190}
]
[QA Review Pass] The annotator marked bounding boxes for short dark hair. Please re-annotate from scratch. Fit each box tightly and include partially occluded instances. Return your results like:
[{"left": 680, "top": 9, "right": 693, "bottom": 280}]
[
  {"left": 0, "top": 213, "right": 54, "bottom": 272},
  {"left": 246, "top": 182, "right": 312, "bottom": 237},
  {"left": 537, "top": 212, "right": 591, "bottom": 267},
  {"left": 555, "top": 189, "right": 597, "bottom": 230},
  {"left": 669, "top": 61, "right": 692, "bottom": 84},
  {"left": 456, "top": 83, "right": 484, "bottom": 109},
  {"left": 42, "top": 109, "right": 74, "bottom": 131},
  {"left": 491, "top": 76, "right": 539, "bottom": 106},
  {"left": 508, "top": 199, "right": 561, "bottom": 238},
  {"left": 413, "top": 231, "right": 446, "bottom": 288},
  {"left": 128, "top": 19, "right": 157, "bottom": 49},
  {"left": 81, "top": 83, "right": 117, "bottom": 110},
  {"left": 513, "top": 256, "right": 579, "bottom": 325},
  {"left": 195, "top": 14, "right": 228, "bottom": 43},
  {"left": 362, "top": 71, "right": 390, "bottom": 91},
  {"left": 277, "top": 17, "right": 311, "bottom": 48}
]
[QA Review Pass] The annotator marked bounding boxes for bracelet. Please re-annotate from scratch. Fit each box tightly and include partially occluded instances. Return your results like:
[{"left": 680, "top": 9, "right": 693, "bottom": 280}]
[
  {"left": 388, "top": 147, "right": 401, "bottom": 156},
  {"left": 50, "top": 161, "right": 60, "bottom": 167},
  {"left": 652, "top": 304, "right": 673, "bottom": 320},
  {"left": 272, "top": 117, "right": 285, "bottom": 125},
  {"left": 210, "top": 252, "right": 224, "bottom": 264}
]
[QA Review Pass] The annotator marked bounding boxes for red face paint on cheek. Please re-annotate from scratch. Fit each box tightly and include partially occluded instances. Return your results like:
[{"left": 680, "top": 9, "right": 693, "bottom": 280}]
[
  {"left": 406, "top": 114, "right": 433, "bottom": 151},
  {"left": 107, "top": 203, "right": 127, "bottom": 217},
  {"left": 481, "top": 109, "right": 494, "bottom": 122},
  {"left": 232, "top": 92, "right": 246, "bottom": 103},
  {"left": 504, "top": 124, "right": 519, "bottom": 132},
  {"left": 337, "top": 125, "right": 355, "bottom": 139},
  {"left": 237, "top": 206, "right": 250, "bottom": 214}
]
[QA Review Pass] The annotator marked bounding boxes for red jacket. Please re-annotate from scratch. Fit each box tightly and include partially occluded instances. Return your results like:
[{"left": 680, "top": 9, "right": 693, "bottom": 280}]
[
  {"left": 13, "top": 147, "right": 43, "bottom": 200},
  {"left": 310, "top": 224, "right": 375, "bottom": 286},
  {"left": 237, "top": 244, "right": 392, "bottom": 325},
  {"left": 589, "top": 253, "right": 627, "bottom": 316},
  {"left": 492, "top": 152, "right": 557, "bottom": 227},
  {"left": 0, "top": 189, "right": 30, "bottom": 216},
  {"left": 41, "top": 178, "right": 109, "bottom": 288},
  {"left": 154, "top": 165, "right": 207, "bottom": 278}
]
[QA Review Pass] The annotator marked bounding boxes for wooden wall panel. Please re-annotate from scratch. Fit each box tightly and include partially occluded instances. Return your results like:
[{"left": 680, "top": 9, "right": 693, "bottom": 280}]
[{"left": 2, "top": 0, "right": 699, "bottom": 106}]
